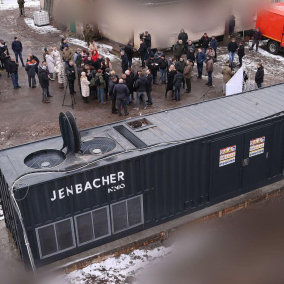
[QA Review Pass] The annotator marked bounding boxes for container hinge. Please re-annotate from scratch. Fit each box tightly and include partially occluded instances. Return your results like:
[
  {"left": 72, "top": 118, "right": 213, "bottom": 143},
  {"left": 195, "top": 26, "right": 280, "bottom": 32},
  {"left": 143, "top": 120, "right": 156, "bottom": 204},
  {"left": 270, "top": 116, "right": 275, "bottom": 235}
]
[
  {"left": 242, "top": 158, "right": 249, "bottom": 166},
  {"left": 266, "top": 152, "right": 269, "bottom": 159}
]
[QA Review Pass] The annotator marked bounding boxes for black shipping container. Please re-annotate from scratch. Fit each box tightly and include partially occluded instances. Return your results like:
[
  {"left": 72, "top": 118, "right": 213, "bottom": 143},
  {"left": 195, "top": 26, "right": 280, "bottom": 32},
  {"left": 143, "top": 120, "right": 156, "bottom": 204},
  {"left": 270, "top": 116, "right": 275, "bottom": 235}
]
[{"left": 1, "top": 84, "right": 284, "bottom": 268}]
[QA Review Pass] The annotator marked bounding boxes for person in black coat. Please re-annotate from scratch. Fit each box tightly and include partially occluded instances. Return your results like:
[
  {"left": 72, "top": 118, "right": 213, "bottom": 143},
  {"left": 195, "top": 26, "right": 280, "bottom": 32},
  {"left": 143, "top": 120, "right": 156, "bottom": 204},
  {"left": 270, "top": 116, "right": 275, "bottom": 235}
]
[
  {"left": 165, "top": 66, "right": 177, "bottom": 98},
  {"left": 143, "top": 31, "right": 151, "bottom": 48},
  {"left": 120, "top": 50, "right": 129, "bottom": 74},
  {"left": 0, "top": 49, "right": 11, "bottom": 77},
  {"left": 187, "top": 48, "right": 195, "bottom": 66},
  {"left": 124, "top": 42, "right": 135, "bottom": 68},
  {"left": 134, "top": 72, "right": 148, "bottom": 110},
  {"left": 138, "top": 40, "right": 147, "bottom": 68},
  {"left": 178, "top": 29, "right": 188, "bottom": 50},
  {"left": 113, "top": 79, "right": 129, "bottom": 116},
  {"left": 94, "top": 55, "right": 103, "bottom": 70},
  {"left": 229, "top": 14, "right": 236, "bottom": 35},
  {"left": 11, "top": 37, "right": 25, "bottom": 67},
  {"left": 157, "top": 55, "right": 168, "bottom": 84},
  {"left": 108, "top": 76, "right": 118, "bottom": 114},
  {"left": 238, "top": 42, "right": 245, "bottom": 67},
  {"left": 125, "top": 69, "right": 134, "bottom": 102},
  {"left": 146, "top": 56, "right": 158, "bottom": 84},
  {"left": 200, "top": 33, "right": 210, "bottom": 53},
  {"left": 39, "top": 66, "right": 50, "bottom": 103},
  {"left": 228, "top": 38, "right": 238, "bottom": 67},
  {"left": 146, "top": 69, "right": 153, "bottom": 105},
  {"left": 66, "top": 60, "right": 76, "bottom": 95},
  {"left": 8, "top": 58, "right": 20, "bottom": 89},
  {"left": 255, "top": 63, "right": 264, "bottom": 88},
  {"left": 25, "top": 56, "right": 38, "bottom": 87}
]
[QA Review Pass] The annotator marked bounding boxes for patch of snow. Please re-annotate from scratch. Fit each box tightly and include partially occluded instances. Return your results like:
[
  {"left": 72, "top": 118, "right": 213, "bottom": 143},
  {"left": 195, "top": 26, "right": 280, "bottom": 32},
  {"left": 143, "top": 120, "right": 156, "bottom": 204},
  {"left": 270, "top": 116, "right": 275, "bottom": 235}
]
[
  {"left": 0, "top": 205, "right": 4, "bottom": 221},
  {"left": 24, "top": 18, "right": 61, "bottom": 34},
  {"left": 67, "top": 37, "right": 120, "bottom": 61},
  {"left": 0, "top": 0, "right": 40, "bottom": 10},
  {"left": 43, "top": 246, "right": 173, "bottom": 284}
]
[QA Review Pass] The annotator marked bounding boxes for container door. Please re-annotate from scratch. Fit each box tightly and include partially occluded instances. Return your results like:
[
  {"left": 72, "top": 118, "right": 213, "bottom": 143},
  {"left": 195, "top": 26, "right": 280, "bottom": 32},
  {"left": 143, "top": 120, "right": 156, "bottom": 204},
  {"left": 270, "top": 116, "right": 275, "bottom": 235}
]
[
  {"left": 241, "top": 126, "right": 271, "bottom": 187},
  {"left": 210, "top": 135, "right": 243, "bottom": 200}
]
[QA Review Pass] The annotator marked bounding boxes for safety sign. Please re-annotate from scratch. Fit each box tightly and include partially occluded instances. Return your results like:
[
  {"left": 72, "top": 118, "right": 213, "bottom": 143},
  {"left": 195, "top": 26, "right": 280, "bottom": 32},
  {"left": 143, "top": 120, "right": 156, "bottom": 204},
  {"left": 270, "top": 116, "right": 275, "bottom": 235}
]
[
  {"left": 219, "top": 145, "right": 236, "bottom": 167},
  {"left": 249, "top": 137, "right": 265, "bottom": 157}
]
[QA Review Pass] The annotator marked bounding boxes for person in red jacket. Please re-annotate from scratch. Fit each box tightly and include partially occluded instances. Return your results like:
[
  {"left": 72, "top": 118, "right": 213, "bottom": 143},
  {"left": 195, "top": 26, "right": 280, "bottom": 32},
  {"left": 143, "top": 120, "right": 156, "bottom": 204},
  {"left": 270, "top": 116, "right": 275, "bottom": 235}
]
[{"left": 91, "top": 49, "right": 98, "bottom": 63}]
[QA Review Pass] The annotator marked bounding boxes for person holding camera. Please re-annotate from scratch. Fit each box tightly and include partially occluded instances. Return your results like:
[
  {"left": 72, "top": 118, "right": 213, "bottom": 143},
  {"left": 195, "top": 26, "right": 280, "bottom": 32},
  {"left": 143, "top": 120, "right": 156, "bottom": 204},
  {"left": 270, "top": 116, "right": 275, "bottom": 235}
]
[{"left": 66, "top": 60, "right": 76, "bottom": 95}]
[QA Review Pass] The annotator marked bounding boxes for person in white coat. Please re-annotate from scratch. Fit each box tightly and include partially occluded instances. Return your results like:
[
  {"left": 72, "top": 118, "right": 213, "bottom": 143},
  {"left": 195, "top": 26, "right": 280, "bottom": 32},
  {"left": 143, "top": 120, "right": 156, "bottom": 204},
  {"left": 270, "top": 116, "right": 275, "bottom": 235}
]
[
  {"left": 46, "top": 51, "right": 55, "bottom": 80},
  {"left": 52, "top": 47, "right": 61, "bottom": 75},
  {"left": 80, "top": 72, "right": 90, "bottom": 103}
]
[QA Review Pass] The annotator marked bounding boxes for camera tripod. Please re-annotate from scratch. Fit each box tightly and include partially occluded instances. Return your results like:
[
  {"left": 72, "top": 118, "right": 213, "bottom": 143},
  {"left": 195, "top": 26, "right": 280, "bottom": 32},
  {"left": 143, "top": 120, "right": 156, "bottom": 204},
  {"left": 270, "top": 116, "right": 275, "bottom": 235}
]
[{"left": 62, "top": 81, "right": 76, "bottom": 109}]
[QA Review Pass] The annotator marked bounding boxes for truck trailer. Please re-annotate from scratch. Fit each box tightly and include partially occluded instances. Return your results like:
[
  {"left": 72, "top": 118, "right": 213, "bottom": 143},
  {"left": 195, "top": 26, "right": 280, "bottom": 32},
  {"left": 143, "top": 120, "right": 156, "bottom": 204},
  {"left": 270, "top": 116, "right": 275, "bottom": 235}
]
[{"left": 256, "top": 3, "right": 284, "bottom": 54}]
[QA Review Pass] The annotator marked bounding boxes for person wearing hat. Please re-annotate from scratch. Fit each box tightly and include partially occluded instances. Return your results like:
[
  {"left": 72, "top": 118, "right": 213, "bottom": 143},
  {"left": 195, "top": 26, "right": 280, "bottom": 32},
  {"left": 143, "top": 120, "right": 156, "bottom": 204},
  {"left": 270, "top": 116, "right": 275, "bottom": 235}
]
[
  {"left": 200, "top": 33, "right": 210, "bottom": 54},
  {"left": 80, "top": 72, "right": 90, "bottom": 103},
  {"left": 205, "top": 55, "right": 214, "bottom": 87},
  {"left": 221, "top": 61, "right": 234, "bottom": 95},
  {"left": 206, "top": 47, "right": 215, "bottom": 58},
  {"left": 83, "top": 24, "right": 94, "bottom": 47},
  {"left": 39, "top": 65, "right": 50, "bottom": 103},
  {"left": 12, "top": 37, "right": 25, "bottom": 67},
  {"left": 18, "top": 0, "right": 25, "bottom": 17}
]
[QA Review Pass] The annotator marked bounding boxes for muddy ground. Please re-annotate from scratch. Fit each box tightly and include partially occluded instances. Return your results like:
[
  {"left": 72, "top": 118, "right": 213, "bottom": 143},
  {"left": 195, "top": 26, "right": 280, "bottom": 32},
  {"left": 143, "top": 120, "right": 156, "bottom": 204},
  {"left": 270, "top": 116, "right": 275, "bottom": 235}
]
[{"left": 1, "top": 4, "right": 284, "bottom": 150}]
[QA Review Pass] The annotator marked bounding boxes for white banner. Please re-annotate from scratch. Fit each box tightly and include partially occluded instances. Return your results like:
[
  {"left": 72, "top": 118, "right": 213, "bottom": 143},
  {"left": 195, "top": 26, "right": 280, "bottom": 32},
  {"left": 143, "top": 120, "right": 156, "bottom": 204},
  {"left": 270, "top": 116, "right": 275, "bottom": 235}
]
[{"left": 226, "top": 66, "right": 243, "bottom": 96}]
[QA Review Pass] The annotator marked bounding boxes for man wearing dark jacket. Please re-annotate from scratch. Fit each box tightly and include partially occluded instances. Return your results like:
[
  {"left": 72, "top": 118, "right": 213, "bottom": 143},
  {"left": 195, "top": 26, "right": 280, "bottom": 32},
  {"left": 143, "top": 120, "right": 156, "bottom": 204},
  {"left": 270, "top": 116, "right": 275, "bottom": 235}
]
[
  {"left": 1, "top": 49, "right": 11, "bottom": 77},
  {"left": 146, "top": 69, "right": 153, "bottom": 105},
  {"left": 157, "top": 55, "right": 168, "bottom": 84},
  {"left": 18, "top": 0, "right": 25, "bottom": 17},
  {"left": 228, "top": 38, "right": 238, "bottom": 67},
  {"left": 209, "top": 36, "right": 218, "bottom": 59},
  {"left": 138, "top": 40, "right": 147, "bottom": 68},
  {"left": 113, "top": 79, "right": 129, "bottom": 116},
  {"left": 12, "top": 37, "right": 25, "bottom": 67},
  {"left": 39, "top": 66, "right": 50, "bottom": 103},
  {"left": 196, "top": 48, "right": 206, "bottom": 79},
  {"left": 66, "top": 60, "right": 76, "bottom": 95},
  {"left": 187, "top": 48, "right": 195, "bottom": 65},
  {"left": 200, "top": 33, "right": 210, "bottom": 53},
  {"left": 25, "top": 56, "right": 38, "bottom": 87},
  {"left": 134, "top": 72, "right": 148, "bottom": 110},
  {"left": 143, "top": 31, "right": 151, "bottom": 48},
  {"left": 8, "top": 58, "right": 20, "bottom": 89},
  {"left": 124, "top": 42, "right": 135, "bottom": 68},
  {"left": 178, "top": 29, "right": 188, "bottom": 50},
  {"left": 121, "top": 50, "right": 129, "bottom": 74},
  {"left": 238, "top": 42, "right": 245, "bottom": 67},
  {"left": 109, "top": 76, "right": 118, "bottom": 114},
  {"left": 94, "top": 55, "right": 103, "bottom": 70},
  {"left": 125, "top": 69, "right": 134, "bottom": 102},
  {"left": 173, "top": 71, "right": 183, "bottom": 101},
  {"left": 255, "top": 63, "right": 264, "bottom": 88},
  {"left": 250, "top": 28, "right": 262, "bottom": 52},
  {"left": 146, "top": 55, "right": 158, "bottom": 85}
]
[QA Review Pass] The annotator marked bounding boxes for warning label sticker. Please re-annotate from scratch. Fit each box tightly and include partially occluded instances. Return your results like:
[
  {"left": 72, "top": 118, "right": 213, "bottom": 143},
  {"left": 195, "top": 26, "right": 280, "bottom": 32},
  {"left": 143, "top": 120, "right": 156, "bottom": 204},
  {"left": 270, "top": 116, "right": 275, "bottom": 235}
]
[
  {"left": 219, "top": 145, "right": 236, "bottom": 167},
  {"left": 249, "top": 137, "right": 265, "bottom": 157}
]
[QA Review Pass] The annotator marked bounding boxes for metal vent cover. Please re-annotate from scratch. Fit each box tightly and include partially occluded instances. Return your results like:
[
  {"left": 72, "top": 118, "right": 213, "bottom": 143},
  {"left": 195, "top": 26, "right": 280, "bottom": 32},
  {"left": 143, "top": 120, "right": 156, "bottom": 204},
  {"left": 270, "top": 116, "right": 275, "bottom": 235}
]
[
  {"left": 80, "top": 137, "right": 116, "bottom": 155},
  {"left": 24, "top": 150, "right": 66, "bottom": 169}
]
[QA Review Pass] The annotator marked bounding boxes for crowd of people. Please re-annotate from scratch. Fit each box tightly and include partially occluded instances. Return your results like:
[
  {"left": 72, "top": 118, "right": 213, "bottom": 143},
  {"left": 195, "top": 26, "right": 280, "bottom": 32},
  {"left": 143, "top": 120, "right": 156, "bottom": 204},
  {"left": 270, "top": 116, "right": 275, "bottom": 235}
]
[{"left": 0, "top": 25, "right": 265, "bottom": 112}]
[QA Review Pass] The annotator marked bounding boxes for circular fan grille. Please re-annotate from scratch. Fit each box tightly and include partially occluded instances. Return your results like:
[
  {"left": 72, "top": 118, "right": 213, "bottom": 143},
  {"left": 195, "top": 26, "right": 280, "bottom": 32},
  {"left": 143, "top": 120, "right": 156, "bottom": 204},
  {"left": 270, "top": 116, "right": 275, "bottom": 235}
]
[
  {"left": 81, "top": 137, "right": 116, "bottom": 155},
  {"left": 24, "top": 150, "right": 66, "bottom": 169}
]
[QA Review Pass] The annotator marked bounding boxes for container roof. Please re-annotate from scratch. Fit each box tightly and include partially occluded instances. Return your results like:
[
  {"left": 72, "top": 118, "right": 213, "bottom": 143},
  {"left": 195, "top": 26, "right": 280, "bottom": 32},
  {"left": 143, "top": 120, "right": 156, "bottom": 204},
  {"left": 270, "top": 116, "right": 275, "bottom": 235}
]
[
  {"left": 1, "top": 83, "right": 284, "bottom": 187},
  {"left": 261, "top": 3, "right": 284, "bottom": 16}
]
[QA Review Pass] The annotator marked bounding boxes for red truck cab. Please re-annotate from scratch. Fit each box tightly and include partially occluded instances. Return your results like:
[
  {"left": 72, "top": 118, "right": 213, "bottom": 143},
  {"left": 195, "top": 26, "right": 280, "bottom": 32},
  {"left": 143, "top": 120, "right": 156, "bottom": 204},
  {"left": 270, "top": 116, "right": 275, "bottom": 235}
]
[{"left": 256, "top": 3, "right": 284, "bottom": 54}]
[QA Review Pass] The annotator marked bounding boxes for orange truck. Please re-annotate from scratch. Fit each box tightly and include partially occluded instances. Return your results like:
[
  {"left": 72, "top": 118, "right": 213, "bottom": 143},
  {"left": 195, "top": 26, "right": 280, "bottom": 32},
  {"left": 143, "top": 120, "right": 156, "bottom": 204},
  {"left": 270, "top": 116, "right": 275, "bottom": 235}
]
[{"left": 256, "top": 3, "right": 284, "bottom": 54}]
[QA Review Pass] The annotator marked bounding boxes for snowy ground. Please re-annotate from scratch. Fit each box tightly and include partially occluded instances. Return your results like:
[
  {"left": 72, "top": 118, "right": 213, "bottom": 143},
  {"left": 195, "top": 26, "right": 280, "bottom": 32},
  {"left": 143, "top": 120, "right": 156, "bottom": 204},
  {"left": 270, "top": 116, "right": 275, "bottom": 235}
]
[
  {"left": 0, "top": 205, "right": 3, "bottom": 221},
  {"left": 42, "top": 246, "right": 173, "bottom": 284},
  {"left": 0, "top": 0, "right": 40, "bottom": 10},
  {"left": 24, "top": 18, "right": 61, "bottom": 34}
]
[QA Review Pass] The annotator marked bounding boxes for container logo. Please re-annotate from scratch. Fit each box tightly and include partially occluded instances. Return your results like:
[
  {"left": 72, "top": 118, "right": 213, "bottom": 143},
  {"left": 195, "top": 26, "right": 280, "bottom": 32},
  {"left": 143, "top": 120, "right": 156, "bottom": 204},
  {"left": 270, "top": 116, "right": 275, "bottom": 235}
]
[
  {"left": 249, "top": 136, "right": 265, "bottom": 157},
  {"left": 50, "top": 171, "right": 125, "bottom": 201},
  {"left": 219, "top": 145, "right": 236, "bottom": 167}
]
